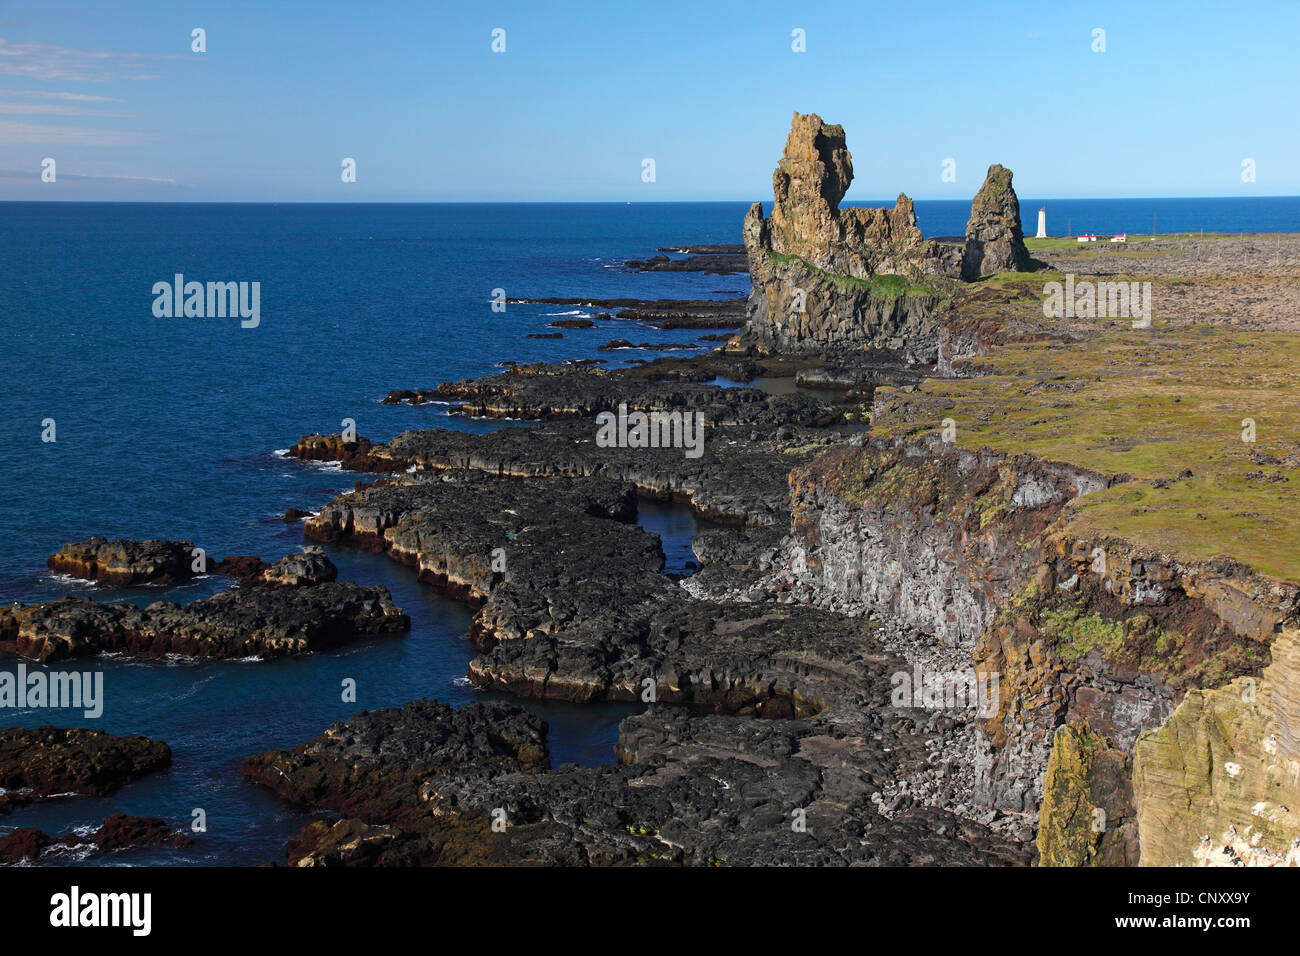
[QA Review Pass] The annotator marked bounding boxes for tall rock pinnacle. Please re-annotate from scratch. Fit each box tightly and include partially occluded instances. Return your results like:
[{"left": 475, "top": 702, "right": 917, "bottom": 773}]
[
  {"left": 767, "top": 113, "right": 856, "bottom": 262},
  {"left": 748, "top": 111, "right": 933, "bottom": 277},
  {"left": 961, "top": 164, "right": 1030, "bottom": 279}
]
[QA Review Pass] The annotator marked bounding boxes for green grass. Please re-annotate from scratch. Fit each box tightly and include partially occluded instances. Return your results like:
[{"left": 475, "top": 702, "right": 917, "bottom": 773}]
[
  {"left": 871, "top": 326, "right": 1300, "bottom": 583},
  {"left": 1038, "top": 606, "right": 1126, "bottom": 663},
  {"left": 1025, "top": 232, "right": 1235, "bottom": 252},
  {"left": 766, "top": 249, "right": 951, "bottom": 299}
]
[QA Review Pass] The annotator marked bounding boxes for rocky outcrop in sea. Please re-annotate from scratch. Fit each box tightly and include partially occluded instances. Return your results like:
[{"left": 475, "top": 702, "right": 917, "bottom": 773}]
[
  {"left": 0, "top": 726, "right": 171, "bottom": 812},
  {"left": 2, "top": 553, "right": 408, "bottom": 662}
]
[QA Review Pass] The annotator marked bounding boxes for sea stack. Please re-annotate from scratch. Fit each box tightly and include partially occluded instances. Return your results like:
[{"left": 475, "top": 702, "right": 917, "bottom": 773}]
[
  {"left": 961, "top": 164, "right": 1031, "bottom": 279},
  {"left": 748, "top": 112, "right": 948, "bottom": 276},
  {"left": 738, "top": 112, "right": 964, "bottom": 355}
]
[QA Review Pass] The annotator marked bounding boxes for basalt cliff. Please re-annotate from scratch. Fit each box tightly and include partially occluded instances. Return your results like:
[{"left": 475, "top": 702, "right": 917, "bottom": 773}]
[
  {"left": 739, "top": 192, "right": 1300, "bottom": 864},
  {"left": 723, "top": 114, "right": 1300, "bottom": 865}
]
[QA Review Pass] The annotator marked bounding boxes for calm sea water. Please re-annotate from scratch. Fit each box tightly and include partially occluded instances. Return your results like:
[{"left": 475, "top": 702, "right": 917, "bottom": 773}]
[
  {"left": 893, "top": 196, "right": 1300, "bottom": 238},
  {"left": 0, "top": 198, "right": 1295, "bottom": 865}
]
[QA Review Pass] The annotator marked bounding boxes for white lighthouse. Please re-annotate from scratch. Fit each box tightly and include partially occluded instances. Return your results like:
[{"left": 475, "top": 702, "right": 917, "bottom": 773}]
[{"left": 1036, "top": 207, "right": 1047, "bottom": 239}]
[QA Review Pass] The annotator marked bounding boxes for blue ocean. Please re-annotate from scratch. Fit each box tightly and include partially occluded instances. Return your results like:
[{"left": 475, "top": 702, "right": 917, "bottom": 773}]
[{"left": 1, "top": 197, "right": 1296, "bottom": 865}]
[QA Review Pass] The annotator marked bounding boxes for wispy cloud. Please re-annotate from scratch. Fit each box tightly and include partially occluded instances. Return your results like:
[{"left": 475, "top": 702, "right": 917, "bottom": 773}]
[
  {"left": 0, "top": 87, "right": 121, "bottom": 101},
  {"left": 0, "top": 37, "right": 181, "bottom": 82},
  {"left": 0, "top": 118, "right": 159, "bottom": 146},
  {"left": 0, "top": 100, "right": 134, "bottom": 117},
  {"left": 0, "top": 168, "right": 176, "bottom": 184}
]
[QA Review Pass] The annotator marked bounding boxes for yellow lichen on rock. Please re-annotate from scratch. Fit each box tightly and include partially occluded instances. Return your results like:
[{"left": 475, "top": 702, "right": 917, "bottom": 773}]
[
  {"left": 1132, "top": 629, "right": 1300, "bottom": 866},
  {"left": 1037, "top": 722, "right": 1136, "bottom": 866}
]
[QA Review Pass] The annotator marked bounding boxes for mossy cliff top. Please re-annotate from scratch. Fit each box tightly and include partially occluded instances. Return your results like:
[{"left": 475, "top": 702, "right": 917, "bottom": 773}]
[{"left": 866, "top": 325, "right": 1300, "bottom": 583}]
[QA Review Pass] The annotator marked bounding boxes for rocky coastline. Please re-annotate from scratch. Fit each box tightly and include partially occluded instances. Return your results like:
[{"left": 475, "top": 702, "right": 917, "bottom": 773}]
[
  {"left": 247, "top": 112, "right": 1300, "bottom": 866},
  {"left": 7, "top": 110, "right": 1300, "bottom": 868}
]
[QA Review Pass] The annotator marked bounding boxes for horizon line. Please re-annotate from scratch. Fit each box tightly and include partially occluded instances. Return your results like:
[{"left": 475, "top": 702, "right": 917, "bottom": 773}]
[{"left": 2, "top": 195, "right": 1299, "bottom": 206}]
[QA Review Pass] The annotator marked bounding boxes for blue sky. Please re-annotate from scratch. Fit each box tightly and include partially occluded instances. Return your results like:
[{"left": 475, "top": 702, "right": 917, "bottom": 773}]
[{"left": 0, "top": 0, "right": 1296, "bottom": 201}]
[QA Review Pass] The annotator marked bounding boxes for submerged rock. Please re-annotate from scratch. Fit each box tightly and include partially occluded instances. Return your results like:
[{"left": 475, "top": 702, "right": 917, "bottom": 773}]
[
  {"left": 624, "top": 251, "right": 748, "bottom": 274},
  {"left": 508, "top": 296, "right": 748, "bottom": 331},
  {"left": 287, "top": 434, "right": 404, "bottom": 473}
]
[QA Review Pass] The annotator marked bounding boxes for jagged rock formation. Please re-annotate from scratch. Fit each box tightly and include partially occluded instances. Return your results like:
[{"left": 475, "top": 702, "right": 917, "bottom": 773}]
[
  {"left": 756, "top": 113, "right": 955, "bottom": 277},
  {"left": 260, "top": 550, "right": 338, "bottom": 588},
  {"left": 287, "top": 434, "right": 405, "bottom": 473},
  {"left": 962, "top": 164, "right": 1030, "bottom": 279},
  {"left": 739, "top": 112, "right": 1031, "bottom": 357},
  {"left": 259, "top": 408, "right": 1044, "bottom": 863},
  {"left": 749, "top": 427, "right": 1300, "bottom": 863},
  {"left": 45, "top": 538, "right": 345, "bottom": 591},
  {"left": 1035, "top": 723, "right": 1135, "bottom": 866},
  {"left": 246, "top": 691, "right": 1035, "bottom": 866},
  {"left": 424, "top": 362, "right": 838, "bottom": 427},
  {"left": 739, "top": 114, "right": 961, "bottom": 357},
  {"left": 290, "top": 422, "right": 829, "bottom": 528},
  {"left": 782, "top": 437, "right": 1110, "bottom": 648},
  {"left": 304, "top": 473, "right": 644, "bottom": 611}
]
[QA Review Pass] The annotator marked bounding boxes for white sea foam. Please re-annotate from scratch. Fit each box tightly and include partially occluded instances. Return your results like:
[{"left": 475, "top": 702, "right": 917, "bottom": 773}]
[
  {"left": 46, "top": 572, "right": 98, "bottom": 586},
  {"left": 45, "top": 841, "right": 96, "bottom": 861},
  {"left": 161, "top": 652, "right": 205, "bottom": 665},
  {"left": 167, "top": 672, "right": 219, "bottom": 702}
]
